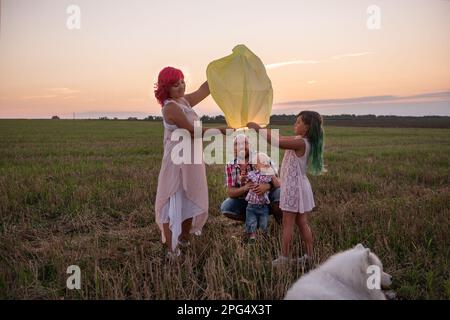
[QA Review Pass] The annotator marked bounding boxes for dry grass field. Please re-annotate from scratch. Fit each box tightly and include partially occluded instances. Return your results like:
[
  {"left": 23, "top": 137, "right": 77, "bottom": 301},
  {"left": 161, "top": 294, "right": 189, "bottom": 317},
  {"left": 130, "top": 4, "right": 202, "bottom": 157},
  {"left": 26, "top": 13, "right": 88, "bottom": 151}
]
[{"left": 0, "top": 119, "right": 448, "bottom": 299}]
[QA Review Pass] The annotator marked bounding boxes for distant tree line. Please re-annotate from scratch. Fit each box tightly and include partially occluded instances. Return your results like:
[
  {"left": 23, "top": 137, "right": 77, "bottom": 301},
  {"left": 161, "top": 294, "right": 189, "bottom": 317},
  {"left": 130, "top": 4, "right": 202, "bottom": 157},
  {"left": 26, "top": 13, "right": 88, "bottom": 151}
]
[
  {"left": 199, "top": 114, "right": 450, "bottom": 128},
  {"left": 51, "top": 114, "right": 450, "bottom": 128}
]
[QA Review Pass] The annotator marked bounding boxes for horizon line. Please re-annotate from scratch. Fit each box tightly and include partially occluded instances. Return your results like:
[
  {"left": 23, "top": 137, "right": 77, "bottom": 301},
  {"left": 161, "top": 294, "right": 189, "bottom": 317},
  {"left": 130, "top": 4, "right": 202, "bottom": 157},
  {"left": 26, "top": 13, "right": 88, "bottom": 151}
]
[{"left": 1, "top": 113, "right": 450, "bottom": 120}]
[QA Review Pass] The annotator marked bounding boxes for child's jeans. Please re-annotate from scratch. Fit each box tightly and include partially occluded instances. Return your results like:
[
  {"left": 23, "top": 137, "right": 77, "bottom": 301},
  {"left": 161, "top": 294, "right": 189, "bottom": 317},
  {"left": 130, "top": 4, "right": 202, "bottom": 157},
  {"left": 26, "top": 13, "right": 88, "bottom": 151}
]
[{"left": 245, "top": 204, "right": 269, "bottom": 234}]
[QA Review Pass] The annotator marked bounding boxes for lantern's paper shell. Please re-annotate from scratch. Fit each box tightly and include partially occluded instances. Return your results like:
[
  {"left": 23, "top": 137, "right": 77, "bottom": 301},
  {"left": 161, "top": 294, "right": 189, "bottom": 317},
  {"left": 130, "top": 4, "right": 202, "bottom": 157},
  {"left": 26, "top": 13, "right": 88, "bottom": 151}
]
[{"left": 207, "top": 45, "right": 273, "bottom": 129}]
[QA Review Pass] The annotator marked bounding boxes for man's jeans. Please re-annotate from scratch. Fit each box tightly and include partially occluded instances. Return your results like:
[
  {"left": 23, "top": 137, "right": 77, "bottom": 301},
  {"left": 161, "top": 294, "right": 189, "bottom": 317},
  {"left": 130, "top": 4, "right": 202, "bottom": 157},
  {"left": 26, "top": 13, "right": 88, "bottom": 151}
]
[
  {"left": 220, "top": 187, "right": 280, "bottom": 221},
  {"left": 245, "top": 204, "right": 269, "bottom": 233}
]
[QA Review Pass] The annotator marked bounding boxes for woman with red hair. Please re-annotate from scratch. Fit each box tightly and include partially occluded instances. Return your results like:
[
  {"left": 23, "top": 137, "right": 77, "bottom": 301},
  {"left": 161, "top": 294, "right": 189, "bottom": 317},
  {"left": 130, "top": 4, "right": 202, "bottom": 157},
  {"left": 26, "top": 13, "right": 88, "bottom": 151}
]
[{"left": 154, "top": 66, "right": 226, "bottom": 259}]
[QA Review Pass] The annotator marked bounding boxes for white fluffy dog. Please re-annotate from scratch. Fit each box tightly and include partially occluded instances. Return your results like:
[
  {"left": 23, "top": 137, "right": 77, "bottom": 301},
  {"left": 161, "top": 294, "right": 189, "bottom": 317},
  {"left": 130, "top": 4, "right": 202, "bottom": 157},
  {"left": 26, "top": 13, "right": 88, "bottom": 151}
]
[{"left": 285, "top": 244, "right": 392, "bottom": 300}]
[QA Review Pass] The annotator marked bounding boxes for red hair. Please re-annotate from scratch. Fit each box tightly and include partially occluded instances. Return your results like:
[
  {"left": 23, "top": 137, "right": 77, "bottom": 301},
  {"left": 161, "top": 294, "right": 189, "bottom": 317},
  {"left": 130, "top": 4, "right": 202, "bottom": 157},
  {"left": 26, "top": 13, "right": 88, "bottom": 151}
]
[{"left": 154, "top": 67, "right": 184, "bottom": 106}]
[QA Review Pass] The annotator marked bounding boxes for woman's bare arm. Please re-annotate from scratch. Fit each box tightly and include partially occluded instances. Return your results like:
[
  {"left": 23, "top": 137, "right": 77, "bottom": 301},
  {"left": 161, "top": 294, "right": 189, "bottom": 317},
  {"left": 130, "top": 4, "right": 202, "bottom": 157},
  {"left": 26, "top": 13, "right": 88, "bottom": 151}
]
[
  {"left": 163, "top": 103, "right": 198, "bottom": 133},
  {"left": 184, "top": 81, "right": 210, "bottom": 107},
  {"left": 164, "top": 102, "right": 228, "bottom": 136}
]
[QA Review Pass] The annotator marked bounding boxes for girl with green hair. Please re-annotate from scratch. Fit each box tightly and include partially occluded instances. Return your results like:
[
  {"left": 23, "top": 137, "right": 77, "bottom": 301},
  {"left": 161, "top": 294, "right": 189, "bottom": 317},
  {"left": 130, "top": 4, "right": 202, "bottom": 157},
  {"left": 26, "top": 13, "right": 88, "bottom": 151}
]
[{"left": 247, "top": 111, "right": 325, "bottom": 266}]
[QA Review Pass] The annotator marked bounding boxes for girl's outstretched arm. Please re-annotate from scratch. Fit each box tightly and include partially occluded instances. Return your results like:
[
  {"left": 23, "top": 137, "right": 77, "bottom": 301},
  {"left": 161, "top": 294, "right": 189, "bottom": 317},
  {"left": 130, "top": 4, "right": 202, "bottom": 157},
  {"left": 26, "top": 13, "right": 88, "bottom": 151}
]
[{"left": 247, "top": 122, "right": 305, "bottom": 151}]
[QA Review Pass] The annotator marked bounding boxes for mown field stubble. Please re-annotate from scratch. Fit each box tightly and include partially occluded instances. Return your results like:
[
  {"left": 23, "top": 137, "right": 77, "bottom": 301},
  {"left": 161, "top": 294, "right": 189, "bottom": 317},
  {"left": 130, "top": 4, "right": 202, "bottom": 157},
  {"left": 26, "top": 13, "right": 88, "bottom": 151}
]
[{"left": 0, "top": 119, "right": 448, "bottom": 299}]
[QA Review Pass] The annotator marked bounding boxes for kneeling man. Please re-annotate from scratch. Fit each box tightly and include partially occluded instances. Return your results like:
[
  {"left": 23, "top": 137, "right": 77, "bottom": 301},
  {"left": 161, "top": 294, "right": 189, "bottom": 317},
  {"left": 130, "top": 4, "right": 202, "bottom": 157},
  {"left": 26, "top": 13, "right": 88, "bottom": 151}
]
[{"left": 220, "top": 134, "right": 283, "bottom": 224}]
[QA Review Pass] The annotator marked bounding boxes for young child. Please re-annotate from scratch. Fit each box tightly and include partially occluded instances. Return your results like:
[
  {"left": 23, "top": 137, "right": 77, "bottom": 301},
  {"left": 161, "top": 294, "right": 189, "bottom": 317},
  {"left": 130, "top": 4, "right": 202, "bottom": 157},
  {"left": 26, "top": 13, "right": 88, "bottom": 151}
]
[
  {"left": 247, "top": 111, "right": 325, "bottom": 265},
  {"left": 243, "top": 152, "right": 276, "bottom": 242}
]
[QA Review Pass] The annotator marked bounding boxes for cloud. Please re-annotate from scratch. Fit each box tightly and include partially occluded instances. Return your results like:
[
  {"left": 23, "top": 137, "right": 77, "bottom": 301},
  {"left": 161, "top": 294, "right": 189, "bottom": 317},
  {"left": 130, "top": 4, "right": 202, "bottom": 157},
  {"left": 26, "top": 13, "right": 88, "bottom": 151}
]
[
  {"left": 307, "top": 80, "right": 317, "bottom": 85},
  {"left": 265, "top": 60, "right": 320, "bottom": 70},
  {"left": 406, "top": 91, "right": 450, "bottom": 100},
  {"left": 330, "top": 52, "right": 375, "bottom": 60},
  {"left": 273, "top": 90, "right": 450, "bottom": 109},
  {"left": 265, "top": 52, "right": 375, "bottom": 70},
  {"left": 46, "top": 88, "right": 80, "bottom": 94},
  {"left": 21, "top": 95, "right": 58, "bottom": 100}
]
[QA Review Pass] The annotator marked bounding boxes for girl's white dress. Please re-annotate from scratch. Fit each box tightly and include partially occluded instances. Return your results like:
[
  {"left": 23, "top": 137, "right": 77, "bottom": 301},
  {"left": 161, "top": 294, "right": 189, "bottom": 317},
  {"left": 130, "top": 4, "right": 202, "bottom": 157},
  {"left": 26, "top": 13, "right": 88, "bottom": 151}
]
[{"left": 279, "top": 137, "right": 315, "bottom": 213}]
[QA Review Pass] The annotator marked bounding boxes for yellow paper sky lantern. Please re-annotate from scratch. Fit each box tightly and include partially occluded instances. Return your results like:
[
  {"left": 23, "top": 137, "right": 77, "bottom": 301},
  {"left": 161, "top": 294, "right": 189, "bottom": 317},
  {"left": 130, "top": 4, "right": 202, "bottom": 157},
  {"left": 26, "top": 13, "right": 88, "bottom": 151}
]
[{"left": 206, "top": 45, "right": 273, "bottom": 129}]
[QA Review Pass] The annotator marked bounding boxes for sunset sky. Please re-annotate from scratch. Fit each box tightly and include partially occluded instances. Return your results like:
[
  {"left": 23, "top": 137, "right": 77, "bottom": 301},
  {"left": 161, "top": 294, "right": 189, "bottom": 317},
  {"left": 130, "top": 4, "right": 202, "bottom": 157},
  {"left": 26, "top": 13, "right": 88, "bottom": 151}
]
[{"left": 0, "top": 0, "right": 449, "bottom": 118}]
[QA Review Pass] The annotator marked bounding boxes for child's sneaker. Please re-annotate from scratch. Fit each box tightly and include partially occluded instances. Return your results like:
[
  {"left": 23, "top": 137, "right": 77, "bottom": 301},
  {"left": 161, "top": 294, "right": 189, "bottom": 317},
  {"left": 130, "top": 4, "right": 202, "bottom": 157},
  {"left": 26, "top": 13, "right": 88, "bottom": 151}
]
[
  {"left": 272, "top": 255, "right": 289, "bottom": 267},
  {"left": 247, "top": 233, "right": 256, "bottom": 244}
]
